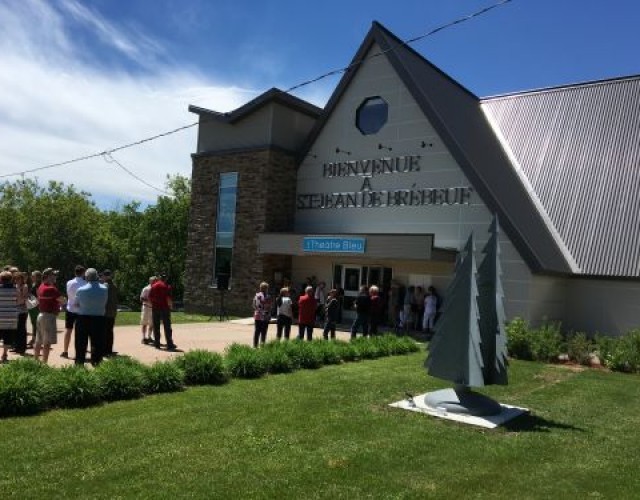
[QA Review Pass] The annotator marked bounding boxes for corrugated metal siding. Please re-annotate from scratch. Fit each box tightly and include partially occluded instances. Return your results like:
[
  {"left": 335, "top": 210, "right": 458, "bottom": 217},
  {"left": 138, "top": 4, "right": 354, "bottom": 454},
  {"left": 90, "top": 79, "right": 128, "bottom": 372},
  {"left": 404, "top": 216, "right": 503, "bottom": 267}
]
[{"left": 482, "top": 77, "right": 640, "bottom": 277}]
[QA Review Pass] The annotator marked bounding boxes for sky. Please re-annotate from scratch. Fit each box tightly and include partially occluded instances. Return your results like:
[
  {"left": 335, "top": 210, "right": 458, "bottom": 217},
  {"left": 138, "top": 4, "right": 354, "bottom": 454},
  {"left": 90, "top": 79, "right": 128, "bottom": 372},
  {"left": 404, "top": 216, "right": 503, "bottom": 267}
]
[{"left": 1, "top": 0, "right": 639, "bottom": 209}]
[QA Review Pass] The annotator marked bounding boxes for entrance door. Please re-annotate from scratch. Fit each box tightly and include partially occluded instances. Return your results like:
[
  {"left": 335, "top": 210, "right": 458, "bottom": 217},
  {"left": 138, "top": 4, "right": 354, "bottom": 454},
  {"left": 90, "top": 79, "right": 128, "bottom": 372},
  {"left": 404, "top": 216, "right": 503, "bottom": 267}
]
[{"left": 341, "top": 266, "right": 361, "bottom": 318}]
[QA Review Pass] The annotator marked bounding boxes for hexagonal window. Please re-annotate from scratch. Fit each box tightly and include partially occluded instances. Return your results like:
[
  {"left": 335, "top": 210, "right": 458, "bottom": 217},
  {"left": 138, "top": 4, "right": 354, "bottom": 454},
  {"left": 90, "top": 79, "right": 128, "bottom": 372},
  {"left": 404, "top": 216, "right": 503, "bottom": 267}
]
[{"left": 356, "top": 96, "right": 388, "bottom": 135}]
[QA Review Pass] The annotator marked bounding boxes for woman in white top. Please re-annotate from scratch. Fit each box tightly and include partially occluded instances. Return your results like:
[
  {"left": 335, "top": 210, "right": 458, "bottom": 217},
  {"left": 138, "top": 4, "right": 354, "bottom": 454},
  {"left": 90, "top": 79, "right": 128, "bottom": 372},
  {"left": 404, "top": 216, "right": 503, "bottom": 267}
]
[
  {"left": 423, "top": 287, "right": 438, "bottom": 333},
  {"left": 276, "top": 287, "right": 293, "bottom": 340}
]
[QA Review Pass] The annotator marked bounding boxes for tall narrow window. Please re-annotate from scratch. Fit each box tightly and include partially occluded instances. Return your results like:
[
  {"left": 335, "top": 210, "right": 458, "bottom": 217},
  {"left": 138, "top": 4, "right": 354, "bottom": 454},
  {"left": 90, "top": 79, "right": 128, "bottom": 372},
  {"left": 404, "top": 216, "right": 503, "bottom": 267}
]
[{"left": 213, "top": 172, "right": 238, "bottom": 288}]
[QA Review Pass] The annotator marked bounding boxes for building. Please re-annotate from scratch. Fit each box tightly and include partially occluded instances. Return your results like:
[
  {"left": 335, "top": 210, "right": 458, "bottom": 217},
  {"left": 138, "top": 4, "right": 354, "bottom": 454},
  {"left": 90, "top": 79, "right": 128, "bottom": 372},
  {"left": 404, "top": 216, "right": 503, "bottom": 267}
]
[{"left": 185, "top": 21, "right": 640, "bottom": 335}]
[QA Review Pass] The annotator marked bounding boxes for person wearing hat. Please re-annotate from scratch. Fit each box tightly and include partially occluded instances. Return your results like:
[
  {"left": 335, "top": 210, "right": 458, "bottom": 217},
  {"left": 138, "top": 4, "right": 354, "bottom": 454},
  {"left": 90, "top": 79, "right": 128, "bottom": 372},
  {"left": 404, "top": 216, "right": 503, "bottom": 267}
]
[
  {"left": 61, "top": 265, "right": 87, "bottom": 359},
  {"left": 35, "top": 268, "right": 66, "bottom": 364},
  {"left": 101, "top": 270, "right": 118, "bottom": 357},
  {"left": 75, "top": 268, "right": 108, "bottom": 366}
]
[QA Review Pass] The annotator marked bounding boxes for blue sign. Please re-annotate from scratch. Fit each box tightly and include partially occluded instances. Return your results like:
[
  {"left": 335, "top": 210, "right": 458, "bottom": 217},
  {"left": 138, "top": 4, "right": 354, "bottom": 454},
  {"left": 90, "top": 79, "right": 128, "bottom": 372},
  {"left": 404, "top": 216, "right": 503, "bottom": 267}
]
[{"left": 303, "top": 237, "right": 366, "bottom": 254}]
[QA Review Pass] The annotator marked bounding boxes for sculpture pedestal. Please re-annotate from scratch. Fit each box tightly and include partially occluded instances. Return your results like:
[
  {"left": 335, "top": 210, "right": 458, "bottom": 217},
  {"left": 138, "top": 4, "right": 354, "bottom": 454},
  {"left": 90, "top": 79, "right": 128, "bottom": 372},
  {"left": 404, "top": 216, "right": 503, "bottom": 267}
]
[{"left": 424, "top": 386, "right": 502, "bottom": 416}]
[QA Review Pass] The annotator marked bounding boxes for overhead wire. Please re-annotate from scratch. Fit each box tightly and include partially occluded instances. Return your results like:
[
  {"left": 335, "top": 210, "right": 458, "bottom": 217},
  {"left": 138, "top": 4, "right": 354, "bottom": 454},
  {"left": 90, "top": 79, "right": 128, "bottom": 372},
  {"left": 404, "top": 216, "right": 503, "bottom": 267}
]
[
  {"left": 102, "top": 153, "right": 173, "bottom": 197},
  {"left": 0, "top": 0, "right": 513, "bottom": 186}
]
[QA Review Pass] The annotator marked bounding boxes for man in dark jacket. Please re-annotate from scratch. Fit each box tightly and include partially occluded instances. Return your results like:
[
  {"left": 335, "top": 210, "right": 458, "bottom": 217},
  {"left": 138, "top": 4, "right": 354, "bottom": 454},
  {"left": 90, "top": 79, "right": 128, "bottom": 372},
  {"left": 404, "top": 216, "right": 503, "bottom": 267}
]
[{"left": 350, "top": 285, "right": 371, "bottom": 340}]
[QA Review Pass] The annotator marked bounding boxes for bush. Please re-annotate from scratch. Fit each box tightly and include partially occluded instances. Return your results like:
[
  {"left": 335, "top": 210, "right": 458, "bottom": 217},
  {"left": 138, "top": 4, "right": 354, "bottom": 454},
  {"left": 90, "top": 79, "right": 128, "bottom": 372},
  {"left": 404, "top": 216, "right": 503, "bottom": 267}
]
[
  {"left": 286, "top": 340, "right": 324, "bottom": 369},
  {"left": 261, "top": 344, "right": 295, "bottom": 374},
  {"left": 176, "top": 350, "right": 229, "bottom": 385},
  {"left": 397, "top": 335, "right": 421, "bottom": 354},
  {"left": 334, "top": 340, "right": 359, "bottom": 362},
  {"left": 506, "top": 317, "right": 533, "bottom": 360},
  {"left": 225, "top": 344, "right": 269, "bottom": 379},
  {"left": 352, "top": 337, "right": 383, "bottom": 359},
  {"left": 595, "top": 333, "right": 618, "bottom": 367},
  {"left": 566, "top": 332, "right": 595, "bottom": 366},
  {"left": 602, "top": 329, "right": 640, "bottom": 373},
  {"left": 145, "top": 361, "right": 185, "bottom": 394},
  {"left": 0, "top": 367, "right": 47, "bottom": 417},
  {"left": 311, "top": 340, "right": 342, "bottom": 365},
  {"left": 530, "top": 321, "right": 564, "bottom": 362},
  {"left": 94, "top": 357, "right": 146, "bottom": 401},
  {"left": 47, "top": 365, "right": 102, "bottom": 409}
]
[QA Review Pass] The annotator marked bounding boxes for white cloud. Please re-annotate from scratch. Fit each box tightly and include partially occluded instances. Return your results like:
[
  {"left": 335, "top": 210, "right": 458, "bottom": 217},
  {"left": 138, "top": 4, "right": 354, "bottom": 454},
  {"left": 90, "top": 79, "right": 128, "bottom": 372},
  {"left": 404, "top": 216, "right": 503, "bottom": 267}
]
[{"left": 0, "top": 0, "right": 256, "bottom": 207}]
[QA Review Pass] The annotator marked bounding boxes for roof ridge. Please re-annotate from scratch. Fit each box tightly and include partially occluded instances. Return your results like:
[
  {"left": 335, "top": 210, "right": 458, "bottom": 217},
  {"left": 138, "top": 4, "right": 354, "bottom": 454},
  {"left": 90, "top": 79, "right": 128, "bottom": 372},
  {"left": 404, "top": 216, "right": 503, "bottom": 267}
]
[{"left": 481, "top": 74, "right": 640, "bottom": 101}]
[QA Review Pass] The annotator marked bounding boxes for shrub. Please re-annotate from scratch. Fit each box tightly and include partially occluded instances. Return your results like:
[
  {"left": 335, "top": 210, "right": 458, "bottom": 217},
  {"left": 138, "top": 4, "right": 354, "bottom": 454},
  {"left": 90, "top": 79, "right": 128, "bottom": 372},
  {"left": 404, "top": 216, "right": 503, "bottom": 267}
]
[
  {"left": 288, "top": 340, "right": 324, "bottom": 369},
  {"left": 47, "top": 365, "right": 102, "bottom": 409},
  {"left": 595, "top": 333, "right": 618, "bottom": 367},
  {"left": 566, "top": 332, "right": 595, "bottom": 366},
  {"left": 334, "top": 340, "right": 359, "bottom": 361},
  {"left": 370, "top": 335, "right": 395, "bottom": 357},
  {"left": 530, "top": 321, "right": 564, "bottom": 362},
  {"left": 261, "top": 345, "right": 295, "bottom": 374},
  {"left": 352, "top": 337, "right": 383, "bottom": 359},
  {"left": 311, "top": 340, "right": 342, "bottom": 365},
  {"left": 506, "top": 317, "right": 533, "bottom": 360},
  {"left": 276, "top": 340, "right": 305, "bottom": 370},
  {"left": 225, "top": 344, "right": 268, "bottom": 379},
  {"left": 176, "top": 350, "right": 229, "bottom": 385},
  {"left": 145, "top": 361, "right": 185, "bottom": 394},
  {"left": 397, "top": 335, "right": 421, "bottom": 354},
  {"left": 603, "top": 329, "right": 640, "bottom": 373},
  {"left": 4, "top": 357, "right": 52, "bottom": 376},
  {"left": 94, "top": 357, "right": 146, "bottom": 401},
  {"left": 0, "top": 368, "right": 47, "bottom": 417}
]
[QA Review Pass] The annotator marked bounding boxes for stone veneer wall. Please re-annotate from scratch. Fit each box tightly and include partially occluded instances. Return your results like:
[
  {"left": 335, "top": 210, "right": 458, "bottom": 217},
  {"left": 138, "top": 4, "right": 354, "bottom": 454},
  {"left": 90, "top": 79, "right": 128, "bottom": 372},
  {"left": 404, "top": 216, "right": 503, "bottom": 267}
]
[{"left": 185, "top": 147, "right": 297, "bottom": 316}]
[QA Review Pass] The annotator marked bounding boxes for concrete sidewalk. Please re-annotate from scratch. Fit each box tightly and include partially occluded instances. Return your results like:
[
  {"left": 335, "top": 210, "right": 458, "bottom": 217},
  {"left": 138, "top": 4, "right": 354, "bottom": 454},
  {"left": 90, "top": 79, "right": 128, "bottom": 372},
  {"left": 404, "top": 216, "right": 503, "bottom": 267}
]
[{"left": 4, "top": 318, "right": 352, "bottom": 367}]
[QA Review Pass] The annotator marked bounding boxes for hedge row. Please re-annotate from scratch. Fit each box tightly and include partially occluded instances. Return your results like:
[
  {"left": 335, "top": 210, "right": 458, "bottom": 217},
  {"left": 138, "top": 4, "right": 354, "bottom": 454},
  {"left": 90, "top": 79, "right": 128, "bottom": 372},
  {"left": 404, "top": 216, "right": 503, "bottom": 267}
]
[
  {"left": 0, "top": 335, "right": 419, "bottom": 418},
  {"left": 506, "top": 317, "right": 640, "bottom": 373}
]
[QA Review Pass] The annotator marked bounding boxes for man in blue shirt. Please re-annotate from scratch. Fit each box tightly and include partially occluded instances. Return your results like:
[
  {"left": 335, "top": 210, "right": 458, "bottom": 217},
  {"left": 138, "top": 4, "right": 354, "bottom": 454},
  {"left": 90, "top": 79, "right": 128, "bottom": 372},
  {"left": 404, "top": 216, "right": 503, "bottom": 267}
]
[{"left": 75, "top": 268, "right": 108, "bottom": 366}]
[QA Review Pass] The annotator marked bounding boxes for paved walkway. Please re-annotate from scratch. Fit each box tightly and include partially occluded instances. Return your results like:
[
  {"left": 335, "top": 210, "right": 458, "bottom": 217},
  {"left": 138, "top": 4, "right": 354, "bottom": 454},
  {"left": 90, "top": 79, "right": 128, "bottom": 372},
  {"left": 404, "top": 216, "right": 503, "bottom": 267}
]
[{"left": 4, "top": 319, "right": 353, "bottom": 367}]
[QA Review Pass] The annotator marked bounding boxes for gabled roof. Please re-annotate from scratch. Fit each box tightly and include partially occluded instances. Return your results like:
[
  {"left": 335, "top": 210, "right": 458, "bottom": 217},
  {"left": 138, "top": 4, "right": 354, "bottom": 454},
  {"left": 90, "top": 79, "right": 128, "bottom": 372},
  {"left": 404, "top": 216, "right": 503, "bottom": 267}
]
[
  {"left": 482, "top": 75, "right": 640, "bottom": 277},
  {"left": 300, "top": 21, "right": 573, "bottom": 275},
  {"left": 189, "top": 87, "right": 322, "bottom": 123}
]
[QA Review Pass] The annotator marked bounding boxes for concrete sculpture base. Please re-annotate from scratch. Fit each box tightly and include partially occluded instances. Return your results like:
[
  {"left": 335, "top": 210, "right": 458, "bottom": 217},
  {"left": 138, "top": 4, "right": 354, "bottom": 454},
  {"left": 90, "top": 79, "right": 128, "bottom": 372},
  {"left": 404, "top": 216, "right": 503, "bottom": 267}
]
[
  {"left": 389, "top": 391, "right": 528, "bottom": 429},
  {"left": 424, "top": 386, "right": 501, "bottom": 416}
]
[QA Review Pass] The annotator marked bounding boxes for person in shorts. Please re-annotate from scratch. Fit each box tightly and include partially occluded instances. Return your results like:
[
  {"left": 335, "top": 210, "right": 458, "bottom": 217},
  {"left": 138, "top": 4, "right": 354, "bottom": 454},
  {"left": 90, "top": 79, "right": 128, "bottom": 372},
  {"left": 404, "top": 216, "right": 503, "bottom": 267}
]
[
  {"left": 139, "top": 276, "right": 156, "bottom": 344},
  {"left": 35, "top": 268, "right": 66, "bottom": 364}
]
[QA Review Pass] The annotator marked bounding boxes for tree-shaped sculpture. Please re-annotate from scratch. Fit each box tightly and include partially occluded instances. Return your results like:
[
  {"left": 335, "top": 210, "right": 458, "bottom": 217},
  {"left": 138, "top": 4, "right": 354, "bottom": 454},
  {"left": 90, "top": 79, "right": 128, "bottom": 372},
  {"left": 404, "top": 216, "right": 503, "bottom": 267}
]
[
  {"left": 477, "top": 215, "right": 508, "bottom": 385},
  {"left": 425, "top": 233, "right": 484, "bottom": 387},
  {"left": 423, "top": 215, "right": 507, "bottom": 416}
]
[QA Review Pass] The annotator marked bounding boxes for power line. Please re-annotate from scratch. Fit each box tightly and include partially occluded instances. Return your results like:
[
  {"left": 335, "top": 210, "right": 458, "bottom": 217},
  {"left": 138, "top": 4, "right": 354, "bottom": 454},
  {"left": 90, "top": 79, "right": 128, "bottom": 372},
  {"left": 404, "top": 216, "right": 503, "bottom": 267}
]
[
  {"left": 286, "top": 0, "right": 512, "bottom": 94},
  {"left": 102, "top": 153, "right": 173, "bottom": 197},
  {"left": 0, "top": 0, "right": 512, "bottom": 185}
]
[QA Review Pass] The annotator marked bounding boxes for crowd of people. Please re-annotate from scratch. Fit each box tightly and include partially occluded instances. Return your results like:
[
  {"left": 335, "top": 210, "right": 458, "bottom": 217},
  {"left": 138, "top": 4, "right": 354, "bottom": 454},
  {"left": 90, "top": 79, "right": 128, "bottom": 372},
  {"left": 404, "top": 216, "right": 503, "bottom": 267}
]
[
  {"left": 0, "top": 265, "right": 177, "bottom": 365},
  {"left": 251, "top": 279, "right": 440, "bottom": 348}
]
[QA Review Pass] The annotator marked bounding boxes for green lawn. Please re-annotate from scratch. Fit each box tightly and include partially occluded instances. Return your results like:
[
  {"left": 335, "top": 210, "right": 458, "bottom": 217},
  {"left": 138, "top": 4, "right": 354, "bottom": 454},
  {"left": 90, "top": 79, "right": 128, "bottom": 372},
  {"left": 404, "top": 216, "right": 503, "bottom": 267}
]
[
  {"left": 1, "top": 353, "right": 639, "bottom": 498},
  {"left": 114, "top": 311, "right": 220, "bottom": 326}
]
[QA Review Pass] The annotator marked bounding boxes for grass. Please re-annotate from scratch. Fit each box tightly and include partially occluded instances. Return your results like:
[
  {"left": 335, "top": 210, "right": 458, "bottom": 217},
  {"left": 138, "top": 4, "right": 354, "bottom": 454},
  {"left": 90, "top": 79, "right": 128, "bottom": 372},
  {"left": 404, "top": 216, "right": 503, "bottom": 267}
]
[
  {"left": 114, "top": 311, "right": 218, "bottom": 326},
  {"left": 1, "top": 353, "right": 640, "bottom": 498}
]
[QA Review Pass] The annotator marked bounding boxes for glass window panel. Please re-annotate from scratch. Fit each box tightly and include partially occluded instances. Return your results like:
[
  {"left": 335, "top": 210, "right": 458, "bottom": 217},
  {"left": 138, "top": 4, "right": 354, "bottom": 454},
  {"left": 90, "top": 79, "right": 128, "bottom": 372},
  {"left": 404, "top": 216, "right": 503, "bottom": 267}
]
[
  {"left": 214, "top": 172, "right": 238, "bottom": 287},
  {"left": 344, "top": 268, "right": 360, "bottom": 292},
  {"left": 356, "top": 96, "right": 388, "bottom": 135}
]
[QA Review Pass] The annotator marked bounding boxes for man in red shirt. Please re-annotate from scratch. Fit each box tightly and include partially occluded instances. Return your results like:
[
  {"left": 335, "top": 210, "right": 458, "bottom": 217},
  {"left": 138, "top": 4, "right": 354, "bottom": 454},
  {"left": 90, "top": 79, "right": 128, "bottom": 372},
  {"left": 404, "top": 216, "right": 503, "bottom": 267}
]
[
  {"left": 297, "top": 286, "right": 317, "bottom": 341},
  {"left": 35, "top": 268, "right": 66, "bottom": 363},
  {"left": 148, "top": 273, "right": 177, "bottom": 351}
]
